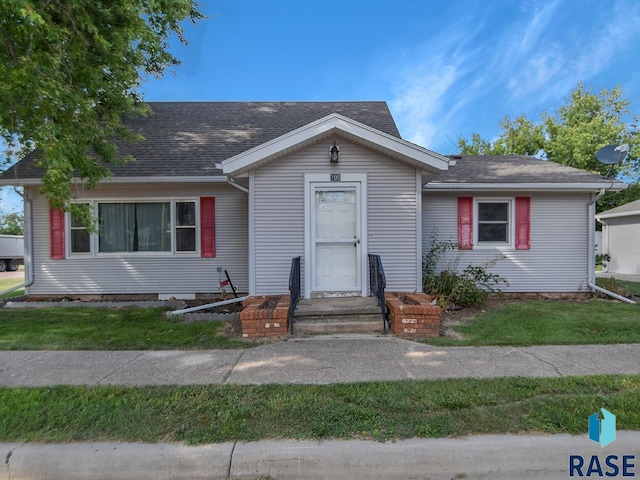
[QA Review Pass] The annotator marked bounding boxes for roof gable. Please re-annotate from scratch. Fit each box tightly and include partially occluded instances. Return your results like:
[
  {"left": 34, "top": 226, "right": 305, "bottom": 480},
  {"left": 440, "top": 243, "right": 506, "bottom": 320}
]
[{"left": 221, "top": 113, "right": 449, "bottom": 176}]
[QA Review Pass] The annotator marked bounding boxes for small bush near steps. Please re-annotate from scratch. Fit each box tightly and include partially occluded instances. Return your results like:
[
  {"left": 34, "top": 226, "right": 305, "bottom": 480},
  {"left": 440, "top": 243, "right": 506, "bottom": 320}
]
[{"left": 422, "top": 234, "right": 507, "bottom": 309}]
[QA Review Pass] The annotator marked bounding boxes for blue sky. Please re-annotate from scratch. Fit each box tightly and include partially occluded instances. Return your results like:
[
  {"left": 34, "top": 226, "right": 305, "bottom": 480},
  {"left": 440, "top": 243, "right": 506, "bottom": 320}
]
[
  {"left": 2, "top": 0, "right": 640, "bottom": 215},
  {"left": 142, "top": 0, "right": 640, "bottom": 153}
]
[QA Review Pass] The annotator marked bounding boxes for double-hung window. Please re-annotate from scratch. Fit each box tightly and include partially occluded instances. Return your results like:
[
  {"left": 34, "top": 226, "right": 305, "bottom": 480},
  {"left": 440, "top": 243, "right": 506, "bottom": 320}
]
[
  {"left": 458, "top": 197, "right": 530, "bottom": 251},
  {"left": 69, "top": 207, "right": 92, "bottom": 254},
  {"left": 476, "top": 200, "right": 511, "bottom": 245},
  {"left": 175, "top": 201, "right": 197, "bottom": 253}
]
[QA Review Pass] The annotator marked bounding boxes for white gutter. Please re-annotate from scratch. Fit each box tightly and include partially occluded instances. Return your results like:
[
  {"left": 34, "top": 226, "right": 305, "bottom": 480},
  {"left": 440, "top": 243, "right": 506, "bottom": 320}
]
[
  {"left": 587, "top": 189, "right": 636, "bottom": 304},
  {"left": 0, "top": 176, "right": 228, "bottom": 187},
  {"left": 596, "top": 209, "right": 640, "bottom": 220},
  {"left": 424, "top": 182, "right": 627, "bottom": 191}
]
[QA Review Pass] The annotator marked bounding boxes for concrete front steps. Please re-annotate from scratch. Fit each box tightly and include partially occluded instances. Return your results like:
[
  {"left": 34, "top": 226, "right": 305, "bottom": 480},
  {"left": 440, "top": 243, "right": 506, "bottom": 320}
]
[{"left": 292, "top": 297, "right": 387, "bottom": 335}]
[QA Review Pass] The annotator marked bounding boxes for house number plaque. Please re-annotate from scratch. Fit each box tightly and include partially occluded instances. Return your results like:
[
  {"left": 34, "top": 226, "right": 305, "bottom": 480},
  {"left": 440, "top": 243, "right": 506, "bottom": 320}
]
[{"left": 330, "top": 174, "right": 341, "bottom": 182}]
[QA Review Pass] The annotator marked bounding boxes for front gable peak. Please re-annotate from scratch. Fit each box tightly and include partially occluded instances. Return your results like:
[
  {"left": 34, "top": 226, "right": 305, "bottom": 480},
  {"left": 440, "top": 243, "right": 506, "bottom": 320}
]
[{"left": 221, "top": 113, "right": 449, "bottom": 176}]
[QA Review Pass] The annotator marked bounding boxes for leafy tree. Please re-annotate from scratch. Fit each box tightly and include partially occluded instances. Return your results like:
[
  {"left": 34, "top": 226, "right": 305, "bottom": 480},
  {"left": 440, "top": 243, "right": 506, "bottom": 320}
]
[
  {"left": 0, "top": 212, "right": 24, "bottom": 235},
  {"left": 542, "top": 84, "right": 640, "bottom": 178},
  {"left": 458, "top": 114, "right": 545, "bottom": 157},
  {"left": 457, "top": 83, "right": 640, "bottom": 210},
  {"left": 597, "top": 181, "right": 640, "bottom": 213},
  {"left": 0, "top": 0, "right": 204, "bottom": 223},
  {"left": 458, "top": 83, "right": 640, "bottom": 179}
]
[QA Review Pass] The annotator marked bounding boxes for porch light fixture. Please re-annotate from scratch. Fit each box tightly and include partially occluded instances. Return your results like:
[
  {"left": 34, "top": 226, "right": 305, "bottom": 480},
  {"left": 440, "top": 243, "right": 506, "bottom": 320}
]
[{"left": 329, "top": 141, "right": 340, "bottom": 164}]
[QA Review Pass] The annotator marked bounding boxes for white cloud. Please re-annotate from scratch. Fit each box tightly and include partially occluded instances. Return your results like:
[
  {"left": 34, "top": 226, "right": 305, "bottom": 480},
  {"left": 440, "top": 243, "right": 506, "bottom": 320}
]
[
  {"left": 506, "top": 0, "right": 640, "bottom": 105},
  {"left": 387, "top": 16, "right": 488, "bottom": 149},
  {"left": 384, "top": 0, "right": 640, "bottom": 152},
  {"left": 390, "top": 63, "right": 458, "bottom": 147}
]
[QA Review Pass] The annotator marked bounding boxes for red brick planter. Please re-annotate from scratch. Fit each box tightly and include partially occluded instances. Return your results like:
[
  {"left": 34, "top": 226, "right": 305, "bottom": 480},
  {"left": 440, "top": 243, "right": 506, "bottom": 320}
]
[
  {"left": 385, "top": 292, "right": 441, "bottom": 339},
  {"left": 240, "top": 295, "right": 290, "bottom": 338}
]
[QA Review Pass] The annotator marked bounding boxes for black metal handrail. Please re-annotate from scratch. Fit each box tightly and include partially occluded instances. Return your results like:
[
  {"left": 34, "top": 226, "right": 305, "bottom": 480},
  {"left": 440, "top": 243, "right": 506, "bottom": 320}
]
[
  {"left": 288, "top": 256, "right": 301, "bottom": 334},
  {"left": 368, "top": 254, "right": 390, "bottom": 333}
]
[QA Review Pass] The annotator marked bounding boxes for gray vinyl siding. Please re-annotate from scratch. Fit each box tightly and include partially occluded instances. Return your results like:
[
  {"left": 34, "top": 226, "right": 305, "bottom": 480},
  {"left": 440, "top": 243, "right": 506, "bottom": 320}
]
[
  {"left": 422, "top": 192, "right": 591, "bottom": 292},
  {"left": 27, "top": 183, "right": 248, "bottom": 295},
  {"left": 253, "top": 136, "right": 419, "bottom": 295},
  {"left": 604, "top": 215, "right": 640, "bottom": 275}
]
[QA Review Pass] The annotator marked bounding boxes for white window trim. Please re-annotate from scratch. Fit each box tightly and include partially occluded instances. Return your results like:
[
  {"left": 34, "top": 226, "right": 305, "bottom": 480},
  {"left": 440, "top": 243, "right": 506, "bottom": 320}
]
[
  {"left": 66, "top": 198, "right": 201, "bottom": 257},
  {"left": 66, "top": 204, "right": 93, "bottom": 257},
  {"left": 174, "top": 200, "right": 200, "bottom": 255},
  {"left": 473, "top": 198, "right": 515, "bottom": 249}
]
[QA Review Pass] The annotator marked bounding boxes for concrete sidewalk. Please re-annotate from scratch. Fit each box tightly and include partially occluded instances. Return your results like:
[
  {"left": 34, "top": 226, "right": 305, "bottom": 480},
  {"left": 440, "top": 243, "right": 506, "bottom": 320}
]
[
  {"left": 4, "top": 431, "right": 640, "bottom": 479},
  {"left": 1, "top": 335, "right": 640, "bottom": 386},
  {"left": 3, "top": 337, "right": 640, "bottom": 479}
]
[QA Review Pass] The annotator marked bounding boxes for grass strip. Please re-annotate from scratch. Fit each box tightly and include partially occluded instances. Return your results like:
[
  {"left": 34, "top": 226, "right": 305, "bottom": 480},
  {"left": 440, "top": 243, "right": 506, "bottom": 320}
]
[
  {"left": 596, "top": 277, "right": 640, "bottom": 296},
  {"left": 431, "top": 299, "right": 640, "bottom": 346},
  {"left": 1, "top": 375, "right": 639, "bottom": 444},
  {"left": 0, "top": 276, "right": 24, "bottom": 299},
  {"left": 0, "top": 307, "right": 249, "bottom": 350}
]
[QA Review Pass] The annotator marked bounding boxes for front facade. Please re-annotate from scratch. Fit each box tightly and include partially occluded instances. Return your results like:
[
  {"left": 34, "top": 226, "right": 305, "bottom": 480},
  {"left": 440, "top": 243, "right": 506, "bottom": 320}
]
[
  {"left": 25, "top": 181, "right": 249, "bottom": 297},
  {"left": 596, "top": 199, "right": 640, "bottom": 275},
  {"left": 0, "top": 102, "right": 624, "bottom": 298},
  {"left": 423, "top": 191, "right": 591, "bottom": 292}
]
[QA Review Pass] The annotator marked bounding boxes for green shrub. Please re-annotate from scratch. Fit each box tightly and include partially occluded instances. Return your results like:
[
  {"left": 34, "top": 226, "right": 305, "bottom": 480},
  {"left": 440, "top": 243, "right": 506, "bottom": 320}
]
[
  {"left": 600, "top": 277, "right": 630, "bottom": 298},
  {"left": 422, "top": 233, "right": 507, "bottom": 308},
  {"left": 596, "top": 253, "right": 611, "bottom": 268}
]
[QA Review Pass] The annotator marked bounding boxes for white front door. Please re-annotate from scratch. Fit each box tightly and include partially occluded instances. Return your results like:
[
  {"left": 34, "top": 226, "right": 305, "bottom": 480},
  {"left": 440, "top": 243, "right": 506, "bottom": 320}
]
[{"left": 311, "top": 184, "right": 361, "bottom": 293}]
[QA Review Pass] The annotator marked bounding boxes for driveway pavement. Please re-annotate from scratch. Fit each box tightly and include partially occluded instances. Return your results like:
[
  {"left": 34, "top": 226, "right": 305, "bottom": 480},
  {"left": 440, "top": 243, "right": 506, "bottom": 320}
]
[
  {"left": 1, "top": 335, "right": 639, "bottom": 386},
  {"left": 0, "top": 270, "right": 24, "bottom": 281}
]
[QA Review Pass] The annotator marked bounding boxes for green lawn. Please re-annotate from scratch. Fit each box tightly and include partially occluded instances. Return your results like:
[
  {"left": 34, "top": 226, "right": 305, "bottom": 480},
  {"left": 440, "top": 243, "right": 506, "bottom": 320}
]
[
  {"left": 0, "top": 276, "right": 25, "bottom": 299},
  {"left": 0, "top": 307, "right": 250, "bottom": 350},
  {"left": 432, "top": 299, "right": 640, "bottom": 346},
  {"left": 596, "top": 277, "right": 640, "bottom": 295},
  {"left": 1, "top": 375, "right": 639, "bottom": 444}
]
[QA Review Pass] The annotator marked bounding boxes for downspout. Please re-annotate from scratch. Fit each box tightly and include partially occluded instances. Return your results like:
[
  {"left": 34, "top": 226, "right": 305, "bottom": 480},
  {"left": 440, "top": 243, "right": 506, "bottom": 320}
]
[
  {"left": 587, "top": 188, "right": 636, "bottom": 304},
  {"left": 227, "top": 177, "right": 249, "bottom": 194},
  {"left": 0, "top": 195, "right": 34, "bottom": 298}
]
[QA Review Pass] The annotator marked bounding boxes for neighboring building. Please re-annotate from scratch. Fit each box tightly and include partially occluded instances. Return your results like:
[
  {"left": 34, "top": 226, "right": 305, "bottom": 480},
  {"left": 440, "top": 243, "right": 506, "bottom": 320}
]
[
  {"left": 596, "top": 199, "right": 640, "bottom": 275},
  {"left": 0, "top": 102, "right": 625, "bottom": 298}
]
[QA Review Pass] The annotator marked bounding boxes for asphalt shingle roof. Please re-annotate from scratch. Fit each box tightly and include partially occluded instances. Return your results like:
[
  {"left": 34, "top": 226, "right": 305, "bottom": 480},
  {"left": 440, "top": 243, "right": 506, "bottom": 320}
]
[
  {"left": 597, "top": 198, "right": 640, "bottom": 217},
  {"left": 1, "top": 104, "right": 623, "bottom": 188},
  {"left": 1, "top": 101, "right": 401, "bottom": 180},
  {"left": 428, "top": 155, "right": 615, "bottom": 185}
]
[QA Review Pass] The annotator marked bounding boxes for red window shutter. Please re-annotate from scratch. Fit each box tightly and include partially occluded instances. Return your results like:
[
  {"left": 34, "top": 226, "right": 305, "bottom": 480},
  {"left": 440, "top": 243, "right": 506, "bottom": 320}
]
[
  {"left": 515, "top": 197, "right": 531, "bottom": 250},
  {"left": 200, "top": 197, "right": 216, "bottom": 258},
  {"left": 458, "top": 197, "right": 474, "bottom": 250},
  {"left": 50, "top": 207, "right": 66, "bottom": 260}
]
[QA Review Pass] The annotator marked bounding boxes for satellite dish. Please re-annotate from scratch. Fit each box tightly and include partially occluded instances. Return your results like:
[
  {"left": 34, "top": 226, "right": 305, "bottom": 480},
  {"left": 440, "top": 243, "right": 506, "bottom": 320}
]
[{"left": 595, "top": 144, "right": 630, "bottom": 165}]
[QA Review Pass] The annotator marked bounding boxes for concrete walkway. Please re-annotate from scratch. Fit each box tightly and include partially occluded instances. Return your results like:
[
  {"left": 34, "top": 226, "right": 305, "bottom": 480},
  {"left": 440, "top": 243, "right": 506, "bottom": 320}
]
[
  {"left": 3, "top": 336, "right": 640, "bottom": 479},
  {"left": 596, "top": 271, "right": 640, "bottom": 283},
  {"left": 1, "top": 335, "right": 640, "bottom": 386}
]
